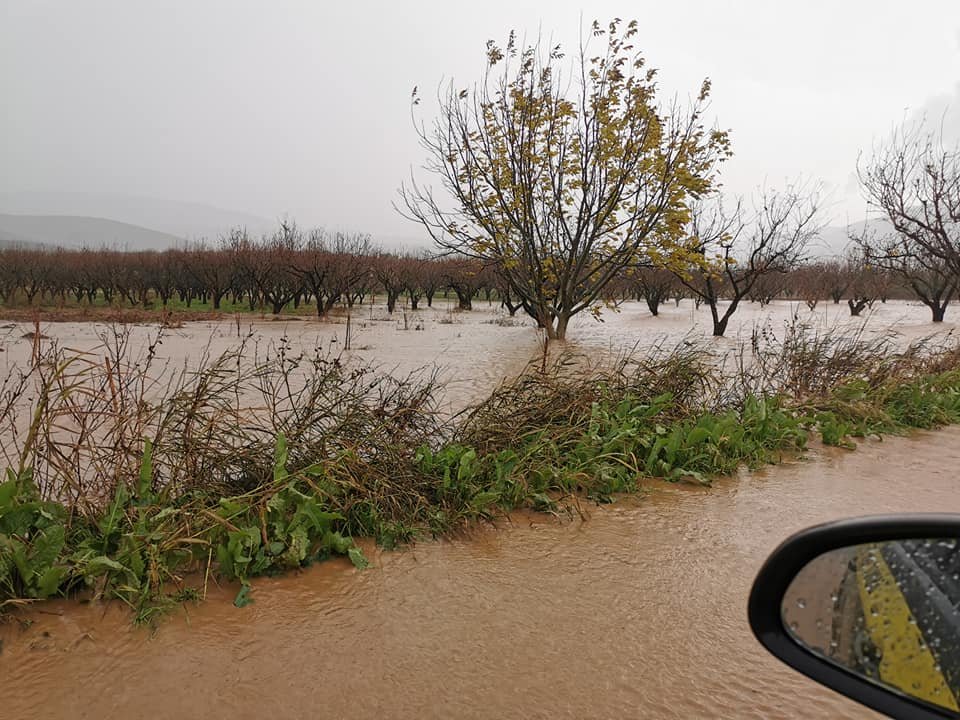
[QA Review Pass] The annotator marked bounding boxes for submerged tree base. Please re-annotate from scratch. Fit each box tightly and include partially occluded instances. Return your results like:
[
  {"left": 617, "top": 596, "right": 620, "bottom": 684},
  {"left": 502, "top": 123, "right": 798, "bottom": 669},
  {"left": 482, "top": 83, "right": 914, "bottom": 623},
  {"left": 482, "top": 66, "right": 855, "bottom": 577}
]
[{"left": 3, "top": 321, "right": 960, "bottom": 621}]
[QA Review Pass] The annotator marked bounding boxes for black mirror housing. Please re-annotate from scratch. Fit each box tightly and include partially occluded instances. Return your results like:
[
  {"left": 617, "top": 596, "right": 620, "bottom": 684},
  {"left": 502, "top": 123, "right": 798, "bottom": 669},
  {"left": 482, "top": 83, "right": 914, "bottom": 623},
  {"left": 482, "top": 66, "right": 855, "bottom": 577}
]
[{"left": 749, "top": 514, "right": 960, "bottom": 719}]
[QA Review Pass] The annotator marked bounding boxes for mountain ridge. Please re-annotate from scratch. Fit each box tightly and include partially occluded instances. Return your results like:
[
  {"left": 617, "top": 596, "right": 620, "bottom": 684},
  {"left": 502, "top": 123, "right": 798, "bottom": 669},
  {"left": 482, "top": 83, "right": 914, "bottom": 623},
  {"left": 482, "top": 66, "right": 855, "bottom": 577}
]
[
  {"left": 0, "top": 214, "right": 185, "bottom": 250},
  {"left": 0, "top": 191, "right": 274, "bottom": 240}
]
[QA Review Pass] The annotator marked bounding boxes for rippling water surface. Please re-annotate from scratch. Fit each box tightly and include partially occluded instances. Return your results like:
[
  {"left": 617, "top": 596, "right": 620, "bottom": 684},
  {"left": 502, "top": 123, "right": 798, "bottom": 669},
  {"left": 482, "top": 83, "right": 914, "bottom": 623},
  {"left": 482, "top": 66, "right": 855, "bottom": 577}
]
[
  {"left": 4, "top": 428, "right": 960, "bottom": 719},
  {"left": 1, "top": 299, "right": 957, "bottom": 718}
]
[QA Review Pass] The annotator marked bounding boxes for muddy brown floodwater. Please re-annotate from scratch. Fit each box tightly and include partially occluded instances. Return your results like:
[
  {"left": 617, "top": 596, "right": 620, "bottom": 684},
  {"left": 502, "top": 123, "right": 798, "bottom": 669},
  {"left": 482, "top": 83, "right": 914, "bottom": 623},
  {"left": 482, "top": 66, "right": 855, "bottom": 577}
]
[
  {"left": 3, "top": 427, "right": 960, "bottom": 719},
  {"left": 1, "top": 298, "right": 955, "bottom": 419}
]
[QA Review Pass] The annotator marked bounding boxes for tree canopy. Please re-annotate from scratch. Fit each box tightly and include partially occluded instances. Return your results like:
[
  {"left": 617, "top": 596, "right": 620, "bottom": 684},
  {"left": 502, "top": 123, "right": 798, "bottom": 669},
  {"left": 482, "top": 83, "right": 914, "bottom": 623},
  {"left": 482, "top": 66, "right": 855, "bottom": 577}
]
[{"left": 399, "top": 19, "right": 732, "bottom": 339}]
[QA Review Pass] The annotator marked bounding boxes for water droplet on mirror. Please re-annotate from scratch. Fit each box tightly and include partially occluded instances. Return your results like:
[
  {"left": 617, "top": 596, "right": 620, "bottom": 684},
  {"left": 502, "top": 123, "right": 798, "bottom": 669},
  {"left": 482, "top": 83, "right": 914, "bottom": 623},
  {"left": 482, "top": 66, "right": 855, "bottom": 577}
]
[{"left": 796, "top": 598, "right": 806, "bottom": 609}]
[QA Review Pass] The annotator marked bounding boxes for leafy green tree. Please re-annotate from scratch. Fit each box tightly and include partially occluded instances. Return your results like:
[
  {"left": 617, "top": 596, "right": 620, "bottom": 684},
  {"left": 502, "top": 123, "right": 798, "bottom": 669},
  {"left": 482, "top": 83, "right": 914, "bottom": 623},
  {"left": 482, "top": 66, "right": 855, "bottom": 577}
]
[{"left": 399, "top": 19, "right": 731, "bottom": 339}]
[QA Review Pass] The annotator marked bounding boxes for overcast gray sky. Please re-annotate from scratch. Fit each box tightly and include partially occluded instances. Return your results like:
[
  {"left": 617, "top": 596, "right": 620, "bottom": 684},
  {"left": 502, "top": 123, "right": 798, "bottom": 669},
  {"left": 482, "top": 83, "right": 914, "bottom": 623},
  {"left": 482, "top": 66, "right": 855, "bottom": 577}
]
[{"left": 2, "top": 1, "right": 960, "bottom": 244}]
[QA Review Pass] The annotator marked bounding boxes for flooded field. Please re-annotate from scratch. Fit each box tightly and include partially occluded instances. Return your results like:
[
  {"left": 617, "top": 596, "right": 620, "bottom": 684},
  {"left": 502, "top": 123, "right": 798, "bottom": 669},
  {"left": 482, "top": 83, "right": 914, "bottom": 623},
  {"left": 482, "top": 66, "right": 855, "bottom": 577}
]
[
  {"left": 1, "top": 298, "right": 959, "bottom": 719},
  {"left": 0, "top": 298, "right": 954, "bottom": 416}
]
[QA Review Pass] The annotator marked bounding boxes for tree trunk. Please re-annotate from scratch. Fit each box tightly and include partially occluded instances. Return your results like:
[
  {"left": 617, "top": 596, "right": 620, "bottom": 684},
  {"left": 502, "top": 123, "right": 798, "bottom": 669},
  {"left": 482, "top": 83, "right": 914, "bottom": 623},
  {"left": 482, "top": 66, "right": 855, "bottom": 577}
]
[
  {"left": 710, "top": 297, "right": 738, "bottom": 337},
  {"left": 930, "top": 302, "right": 947, "bottom": 322},
  {"left": 544, "top": 312, "right": 570, "bottom": 340},
  {"left": 387, "top": 291, "right": 400, "bottom": 313},
  {"left": 848, "top": 298, "right": 868, "bottom": 316},
  {"left": 320, "top": 294, "right": 338, "bottom": 316},
  {"left": 502, "top": 294, "right": 522, "bottom": 316}
]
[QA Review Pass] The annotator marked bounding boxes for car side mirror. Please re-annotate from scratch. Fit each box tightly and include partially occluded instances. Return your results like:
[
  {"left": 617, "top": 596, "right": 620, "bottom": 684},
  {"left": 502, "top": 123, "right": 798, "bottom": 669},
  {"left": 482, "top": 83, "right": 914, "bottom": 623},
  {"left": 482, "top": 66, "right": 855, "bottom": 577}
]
[{"left": 749, "top": 514, "right": 960, "bottom": 719}]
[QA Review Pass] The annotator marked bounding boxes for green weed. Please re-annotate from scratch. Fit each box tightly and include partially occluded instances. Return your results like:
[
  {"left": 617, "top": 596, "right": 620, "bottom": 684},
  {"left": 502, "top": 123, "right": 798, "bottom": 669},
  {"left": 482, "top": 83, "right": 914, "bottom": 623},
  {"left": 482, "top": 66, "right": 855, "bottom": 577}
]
[{"left": 4, "top": 323, "right": 960, "bottom": 620}]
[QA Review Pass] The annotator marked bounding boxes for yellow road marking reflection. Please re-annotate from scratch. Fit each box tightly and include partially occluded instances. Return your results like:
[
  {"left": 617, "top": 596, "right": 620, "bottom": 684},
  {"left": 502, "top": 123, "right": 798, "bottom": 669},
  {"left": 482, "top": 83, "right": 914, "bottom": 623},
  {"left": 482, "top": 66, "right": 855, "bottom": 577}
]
[{"left": 857, "top": 545, "right": 959, "bottom": 711}]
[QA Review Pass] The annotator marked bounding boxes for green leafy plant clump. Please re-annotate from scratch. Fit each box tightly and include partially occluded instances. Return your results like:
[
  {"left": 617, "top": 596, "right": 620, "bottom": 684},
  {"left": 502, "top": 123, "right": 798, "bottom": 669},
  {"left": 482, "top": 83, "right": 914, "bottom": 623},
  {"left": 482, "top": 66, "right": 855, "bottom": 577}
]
[
  {"left": 1, "top": 397, "right": 806, "bottom": 620},
  {"left": 0, "top": 434, "right": 369, "bottom": 621}
]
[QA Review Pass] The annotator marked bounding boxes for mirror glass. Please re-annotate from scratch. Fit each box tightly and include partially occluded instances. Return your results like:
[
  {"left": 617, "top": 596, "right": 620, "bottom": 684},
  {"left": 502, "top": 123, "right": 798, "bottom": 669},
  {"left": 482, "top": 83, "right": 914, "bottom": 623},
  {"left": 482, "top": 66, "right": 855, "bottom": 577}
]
[{"left": 783, "top": 538, "right": 960, "bottom": 712}]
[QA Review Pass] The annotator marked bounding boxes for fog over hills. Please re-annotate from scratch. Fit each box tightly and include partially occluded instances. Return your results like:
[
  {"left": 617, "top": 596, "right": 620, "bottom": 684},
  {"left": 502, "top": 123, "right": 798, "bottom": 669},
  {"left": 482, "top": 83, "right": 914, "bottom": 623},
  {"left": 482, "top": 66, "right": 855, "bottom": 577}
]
[
  {"left": 0, "top": 214, "right": 185, "bottom": 250},
  {"left": 810, "top": 218, "right": 894, "bottom": 258},
  {"left": 0, "top": 188, "right": 900, "bottom": 258},
  {"left": 0, "top": 192, "right": 274, "bottom": 242},
  {"left": 0, "top": 206, "right": 897, "bottom": 259}
]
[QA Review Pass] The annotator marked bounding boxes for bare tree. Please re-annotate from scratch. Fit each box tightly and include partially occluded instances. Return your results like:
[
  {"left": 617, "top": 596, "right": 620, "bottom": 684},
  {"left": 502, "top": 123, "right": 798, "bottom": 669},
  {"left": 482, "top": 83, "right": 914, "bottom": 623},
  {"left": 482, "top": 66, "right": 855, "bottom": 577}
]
[
  {"left": 417, "top": 253, "right": 444, "bottom": 308},
  {"left": 439, "top": 257, "right": 485, "bottom": 311},
  {"left": 745, "top": 270, "right": 786, "bottom": 307},
  {"left": 294, "top": 230, "right": 338, "bottom": 316},
  {"left": 791, "top": 261, "right": 832, "bottom": 310},
  {"left": 819, "top": 258, "right": 851, "bottom": 305},
  {"left": 672, "top": 187, "right": 820, "bottom": 336},
  {"left": 188, "top": 239, "right": 237, "bottom": 310},
  {"left": 843, "top": 248, "right": 877, "bottom": 317},
  {"left": 236, "top": 222, "right": 303, "bottom": 314},
  {"left": 633, "top": 266, "right": 676, "bottom": 316},
  {"left": 397, "top": 255, "right": 427, "bottom": 310},
  {"left": 373, "top": 254, "right": 405, "bottom": 313},
  {"left": 328, "top": 232, "right": 374, "bottom": 311},
  {"left": 854, "top": 227, "right": 957, "bottom": 322},
  {"left": 859, "top": 120, "right": 960, "bottom": 275},
  {"left": 494, "top": 268, "right": 524, "bottom": 316}
]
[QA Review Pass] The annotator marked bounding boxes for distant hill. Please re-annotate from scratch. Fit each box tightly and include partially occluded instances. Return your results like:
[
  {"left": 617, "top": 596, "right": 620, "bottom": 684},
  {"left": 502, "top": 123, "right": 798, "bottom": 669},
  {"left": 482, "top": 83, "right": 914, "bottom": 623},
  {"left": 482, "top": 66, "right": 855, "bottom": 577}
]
[
  {"left": 0, "top": 230, "right": 45, "bottom": 249},
  {"left": 0, "top": 214, "right": 185, "bottom": 250},
  {"left": 810, "top": 218, "right": 893, "bottom": 258},
  {"left": 0, "top": 192, "right": 274, "bottom": 241}
]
